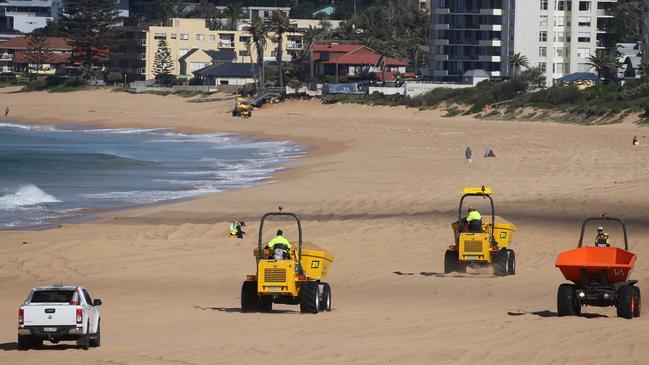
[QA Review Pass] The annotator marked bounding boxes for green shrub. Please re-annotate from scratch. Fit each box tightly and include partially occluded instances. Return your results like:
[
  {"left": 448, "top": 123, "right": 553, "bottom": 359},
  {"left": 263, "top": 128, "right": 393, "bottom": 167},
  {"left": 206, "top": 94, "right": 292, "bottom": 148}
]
[{"left": 22, "top": 79, "right": 47, "bottom": 91}]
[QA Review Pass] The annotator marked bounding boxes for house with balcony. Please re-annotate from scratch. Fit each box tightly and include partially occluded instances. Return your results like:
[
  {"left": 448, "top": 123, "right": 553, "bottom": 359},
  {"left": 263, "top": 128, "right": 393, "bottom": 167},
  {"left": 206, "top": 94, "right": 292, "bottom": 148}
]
[
  {"left": 302, "top": 43, "right": 407, "bottom": 80},
  {"left": 111, "top": 18, "right": 304, "bottom": 81},
  {"left": 0, "top": 36, "right": 72, "bottom": 76},
  {"left": 178, "top": 49, "right": 235, "bottom": 77}
]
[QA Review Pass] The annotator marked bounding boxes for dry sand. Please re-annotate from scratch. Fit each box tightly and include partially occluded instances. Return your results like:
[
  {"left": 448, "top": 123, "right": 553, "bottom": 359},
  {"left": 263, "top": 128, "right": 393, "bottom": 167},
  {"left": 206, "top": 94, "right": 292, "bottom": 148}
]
[{"left": 1, "top": 87, "right": 649, "bottom": 364}]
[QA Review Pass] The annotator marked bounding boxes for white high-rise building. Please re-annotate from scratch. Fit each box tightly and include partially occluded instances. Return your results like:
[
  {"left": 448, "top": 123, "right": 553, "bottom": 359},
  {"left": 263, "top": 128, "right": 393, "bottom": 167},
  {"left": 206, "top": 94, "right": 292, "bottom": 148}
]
[{"left": 514, "top": 0, "right": 617, "bottom": 85}]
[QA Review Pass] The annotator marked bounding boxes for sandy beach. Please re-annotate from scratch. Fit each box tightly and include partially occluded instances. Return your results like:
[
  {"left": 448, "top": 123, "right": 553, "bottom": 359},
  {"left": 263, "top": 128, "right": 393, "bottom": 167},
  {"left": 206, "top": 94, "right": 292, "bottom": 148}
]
[{"left": 1, "top": 87, "right": 649, "bottom": 364}]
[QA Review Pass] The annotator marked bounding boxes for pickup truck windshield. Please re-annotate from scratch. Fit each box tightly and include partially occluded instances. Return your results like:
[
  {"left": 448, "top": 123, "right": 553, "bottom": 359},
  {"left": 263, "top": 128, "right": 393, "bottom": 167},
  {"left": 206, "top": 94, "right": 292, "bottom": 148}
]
[{"left": 31, "top": 290, "right": 75, "bottom": 303}]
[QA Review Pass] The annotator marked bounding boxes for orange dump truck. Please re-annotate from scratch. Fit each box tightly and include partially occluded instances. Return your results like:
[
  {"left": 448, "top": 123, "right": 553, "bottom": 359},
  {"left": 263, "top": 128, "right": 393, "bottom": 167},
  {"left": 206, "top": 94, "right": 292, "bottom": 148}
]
[{"left": 555, "top": 217, "right": 640, "bottom": 319}]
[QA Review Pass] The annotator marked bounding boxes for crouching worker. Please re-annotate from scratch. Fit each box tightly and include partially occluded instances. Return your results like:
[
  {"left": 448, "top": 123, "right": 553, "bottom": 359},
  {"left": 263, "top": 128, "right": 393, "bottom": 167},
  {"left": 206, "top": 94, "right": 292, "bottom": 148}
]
[
  {"left": 267, "top": 229, "right": 291, "bottom": 259},
  {"left": 229, "top": 221, "right": 246, "bottom": 239}
]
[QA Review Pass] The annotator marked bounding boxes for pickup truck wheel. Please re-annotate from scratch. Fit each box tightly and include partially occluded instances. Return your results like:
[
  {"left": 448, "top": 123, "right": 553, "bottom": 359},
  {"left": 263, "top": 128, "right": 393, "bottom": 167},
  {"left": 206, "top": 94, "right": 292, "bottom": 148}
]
[
  {"left": 17, "top": 335, "right": 31, "bottom": 350},
  {"left": 77, "top": 332, "right": 90, "bottom": 350},
  {"left": 241, "top": 281, "right": 260, "bottom": 312},
  {"left": 300, "top": 281, "right": 320, "bottom": 314},
  {"left": 90, "top": 322, "right": 101, "bottom": 347}
]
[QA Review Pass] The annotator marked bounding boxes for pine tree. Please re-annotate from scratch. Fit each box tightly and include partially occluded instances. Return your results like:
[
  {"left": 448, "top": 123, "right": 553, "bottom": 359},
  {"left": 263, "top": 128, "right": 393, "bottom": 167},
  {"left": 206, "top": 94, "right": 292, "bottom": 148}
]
[
  {"left": 25, "top": 35, "right": 55, "bottom": 79},
  {"left": 60, "top": 0, "right": 120, "bottom": 79},
  {"left": 153, "top": 39, "right": 175, "bottom": 86}
]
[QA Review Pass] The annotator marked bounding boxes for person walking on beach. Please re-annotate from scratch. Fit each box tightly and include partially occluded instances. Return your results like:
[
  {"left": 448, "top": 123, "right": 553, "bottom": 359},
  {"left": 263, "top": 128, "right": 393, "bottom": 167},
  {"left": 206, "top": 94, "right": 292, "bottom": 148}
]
[
  {"left": 465, "top": 146, "right": 472, "bottom": 165},
  {"left": 633, "top": 135, "right": 639, "bottom": 146},
  {"left": 4, "top": 106, "right": 8, "bottom": 118}
]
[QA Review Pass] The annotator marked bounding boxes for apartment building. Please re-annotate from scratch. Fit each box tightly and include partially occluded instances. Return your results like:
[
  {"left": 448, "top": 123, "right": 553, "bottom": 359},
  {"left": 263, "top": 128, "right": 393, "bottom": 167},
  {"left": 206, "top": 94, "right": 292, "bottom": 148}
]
[
  {"left": 0, "top": 36, "right": 72, "bottom": 75},
  {"left": 514, "top": 0, "right": 617, "bottom": 85},
  {"left": 111, "top": 18, "right": 304, "bottom": 81},
  {"left": 428, "top": 0, "right": 515, "bottom": 81},
  {"left": 0, "top": 0, "right": 61, "bottom": 33}
]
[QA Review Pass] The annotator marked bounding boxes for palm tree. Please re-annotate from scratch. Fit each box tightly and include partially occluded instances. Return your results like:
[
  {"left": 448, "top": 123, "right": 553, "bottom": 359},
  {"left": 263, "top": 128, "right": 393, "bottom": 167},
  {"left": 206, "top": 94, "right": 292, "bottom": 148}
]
[
  {"left": 269, "top": 10, "right": 293, "bottom": 88},
  {"left": 586, "top": 50, "right": 621, "bottom": 81},
  {"left": 223, "top": 3, "right": 243, "bottom": 31},
  {"left": 249, "top": 16, "right": 268, "bottom": 90},
  {"left": 302, "top": 25, "right": 325, "bottom": 81},
  {"left": 507, "top": 53, "right": 530, "bottom": 76}
]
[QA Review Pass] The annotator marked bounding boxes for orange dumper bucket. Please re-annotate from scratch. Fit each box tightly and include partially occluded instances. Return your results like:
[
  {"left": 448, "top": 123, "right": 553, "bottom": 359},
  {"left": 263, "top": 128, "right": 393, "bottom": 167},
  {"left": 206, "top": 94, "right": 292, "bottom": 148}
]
[{"left": 555, "top": 246, "right": 637, "bottom": 284}]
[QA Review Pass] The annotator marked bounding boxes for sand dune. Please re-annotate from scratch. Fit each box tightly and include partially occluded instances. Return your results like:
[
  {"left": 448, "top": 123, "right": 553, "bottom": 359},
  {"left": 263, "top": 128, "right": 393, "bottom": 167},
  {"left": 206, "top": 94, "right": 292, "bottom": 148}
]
[{"left": 1, "top": 88, "right": 649, "bottom": 364}]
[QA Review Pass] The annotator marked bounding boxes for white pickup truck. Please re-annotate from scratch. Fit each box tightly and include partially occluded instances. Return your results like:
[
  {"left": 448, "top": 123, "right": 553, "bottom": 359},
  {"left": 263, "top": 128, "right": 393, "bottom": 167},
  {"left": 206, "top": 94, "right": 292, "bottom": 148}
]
[{"left": 18, "top": 285, "right": 102, "bottom": 350}]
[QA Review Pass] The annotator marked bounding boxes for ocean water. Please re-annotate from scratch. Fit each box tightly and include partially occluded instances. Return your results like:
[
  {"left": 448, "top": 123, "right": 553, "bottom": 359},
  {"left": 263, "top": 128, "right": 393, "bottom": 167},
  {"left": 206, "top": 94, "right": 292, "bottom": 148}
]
[{"left": 0, "top": 122, "right": 305, "bottom": 229}]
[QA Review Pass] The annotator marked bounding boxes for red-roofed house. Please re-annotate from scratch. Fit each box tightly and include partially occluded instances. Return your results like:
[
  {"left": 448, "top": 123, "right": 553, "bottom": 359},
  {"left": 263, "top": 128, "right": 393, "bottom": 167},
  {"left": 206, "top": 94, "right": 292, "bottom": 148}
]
[
  {"left": 302, "top": 43, "right": 407, "bottom": 80},
  {"left": 0, "top": 37, "right": 73, "bottom": 76}
]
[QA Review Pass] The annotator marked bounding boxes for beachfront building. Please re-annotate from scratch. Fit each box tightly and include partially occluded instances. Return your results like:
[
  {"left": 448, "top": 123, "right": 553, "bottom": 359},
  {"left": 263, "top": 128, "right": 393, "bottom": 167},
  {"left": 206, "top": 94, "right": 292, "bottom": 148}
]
[
  {"left": 513, "top": 0, "right": 617, "bottom": 86},
  {"left": 111, "top": 18, "right": 304, "bottom": 82},
  {"left": 428, "top": 0, "right": 617, "bottom": 85},
  {"left": 0, "top": 0, "right": 61, "bottom": 33},
  {"left": 193, "top": 62, "right": 258, "bottom": 86},
  {"left": 0, "top": 36, "right": 72, "bottom": 76},
  {"left": 303, "top": 43, "right": 408, "bottom": 81},
  {"left": 428, "top": 0, "right": 515, "bottom": 81}
]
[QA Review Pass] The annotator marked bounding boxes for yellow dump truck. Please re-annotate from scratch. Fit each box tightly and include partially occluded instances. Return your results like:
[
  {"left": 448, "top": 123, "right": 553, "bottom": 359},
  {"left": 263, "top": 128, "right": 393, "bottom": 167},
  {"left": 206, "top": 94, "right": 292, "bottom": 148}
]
[
  {"left": 241, "top": 212, "right": 334, "bottom": 313},
  {"left": 444, "top": 187, "right": 517, "bottom": 276},
  {"left": 232, "top": 97, "right": 253, "bottom": 118}
]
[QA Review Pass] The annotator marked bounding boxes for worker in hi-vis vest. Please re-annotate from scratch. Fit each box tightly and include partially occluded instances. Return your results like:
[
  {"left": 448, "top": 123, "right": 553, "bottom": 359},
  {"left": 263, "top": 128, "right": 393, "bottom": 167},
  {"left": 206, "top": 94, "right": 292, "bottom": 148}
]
[{"left": 267, "top": 229, "right": 292, "bottom": 249}]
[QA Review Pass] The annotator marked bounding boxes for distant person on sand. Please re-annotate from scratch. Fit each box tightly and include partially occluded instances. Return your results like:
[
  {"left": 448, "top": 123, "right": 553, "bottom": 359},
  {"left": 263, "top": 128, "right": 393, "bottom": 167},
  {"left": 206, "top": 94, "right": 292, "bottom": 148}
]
[
  {"left": 4, "top": 106, "right": 8, "bottom": 117},
  {"left": 465, "top": 146, "right": 472, "bottom": 165},
  {"left": 633, "top": 136, "right": 639, "bottom": 146}
]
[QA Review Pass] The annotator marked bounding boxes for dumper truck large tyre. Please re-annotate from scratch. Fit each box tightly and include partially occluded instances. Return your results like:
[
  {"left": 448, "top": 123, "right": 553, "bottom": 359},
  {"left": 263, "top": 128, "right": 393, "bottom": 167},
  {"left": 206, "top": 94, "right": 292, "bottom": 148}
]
[
  {"left": 616, "top": 285, "right": 635, "bottom": 319},
  {"left": 506, "top": 249, "right": 516, "bottom": 275},
  {"left": 444, "top": 250, "right": 466, "bottom": 273},
  {"left": 259, "top": 296, "right": 273, "bottom": 312},
  {"left": 320, "top": 282, "right": 332, "bottom": 312},
  {"left": 633, "top": 286, "right": 641, "bottom": 317},
  {"left": 493, "top": 249, "right": 509, "bottom": 276},
  {"left": 241, "top": 281, "right": 260, "bottom": 312},
  {"left": 557, "top": 283, "right": 581, "bottom": 316},
  {"left": 300, "top": 281, "right": 320, "bottom": 314}
]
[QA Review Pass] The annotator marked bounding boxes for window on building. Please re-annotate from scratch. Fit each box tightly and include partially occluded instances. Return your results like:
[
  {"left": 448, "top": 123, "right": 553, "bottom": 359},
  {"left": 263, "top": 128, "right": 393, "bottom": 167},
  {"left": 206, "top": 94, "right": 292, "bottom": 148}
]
[
  {"left": 555, "top": 0, "right": 571, "bottom": 10},
  {"left": 554, "top": 31, "right": 565, "bottom": 42},
  {"left": 540, "top": 15, "right": 548, "bottom": 26},
  {"left": 209, "top": 35, "right": 216, "bottom": 42},
  {"left": 578, "top": 16, "right": 591, "bottom": 27},
  {"left": 238, "top": 50, "right": 250, "bottom": 57},
  {"left": 196, "top": 34, "right": 205, "bottom": 41},
  {"left": 539, "top": 62, "right": 547, "bottom": 72},
  {"left": 577, "top": 32, "right": 591, "bottom": 42},
  {"left": 579, "top": 1, "right": 590, "bottom": 10},
  {"left": 170, "top": 33, "right": 177, "bottom": 40},
  {"left": 140, "top": 53, "right": 146, "bottom": 60},
  {"left": 180, "top": 34, "right": 189, "bottom": 40},
  {"left": 179, "top": 48, "right": 188, "bottom": 57},
  {"left": 577, "top": 47, "right": 590, "bottom": 58},
  {"left": 555, "top": 47, "right": 565, "bottom": 57},
  {"left": 554, "top": 16, "right": 564, "bottom": 26},
  {"left": 539, "top": 46, "right": 547, "bottom": 57},
  {"left": 190, "top": 62, "right": 208, "bottom": 71},
  {"left": 239, "top": 36, "right": 251, "bottom": 43},
  {"left": 540, "top": 0, "right": 548, "bottom": 10},
  {"left": 553, "top": 63, "right": 564, "bottom": 73},
  {"left": 154, "top": 33, "right": 167, "bottom": 40},
  {"left": 539, "top": 31, "right": 547, "bottom": 42}
]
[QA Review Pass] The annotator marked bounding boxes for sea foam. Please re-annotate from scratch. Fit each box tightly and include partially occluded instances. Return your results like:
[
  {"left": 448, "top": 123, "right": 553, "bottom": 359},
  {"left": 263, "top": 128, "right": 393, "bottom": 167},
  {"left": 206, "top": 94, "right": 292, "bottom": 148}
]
[{"left": 0, "top": 185, "right": 62, "bottom": 209}]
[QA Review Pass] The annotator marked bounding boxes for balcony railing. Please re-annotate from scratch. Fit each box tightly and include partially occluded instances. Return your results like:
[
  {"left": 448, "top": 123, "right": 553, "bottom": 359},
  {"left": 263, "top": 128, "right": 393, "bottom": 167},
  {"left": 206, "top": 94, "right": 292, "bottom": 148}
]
[
  {"left": 0, "top": 53, "right": 13, "bottom": 60},
  {"left": 287, "top": 42, "right": 303, "bottom": 49},
  {"left": 219, "top": 40, "right": 235, "bottom": 48}
]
